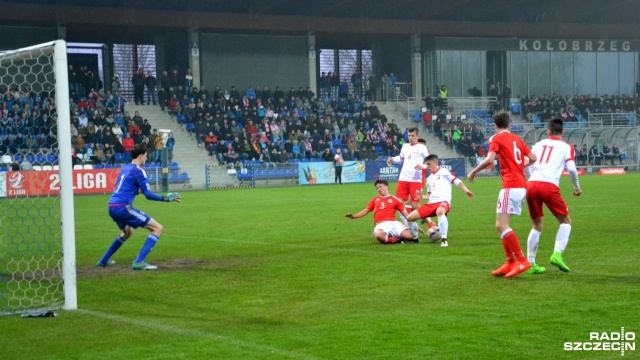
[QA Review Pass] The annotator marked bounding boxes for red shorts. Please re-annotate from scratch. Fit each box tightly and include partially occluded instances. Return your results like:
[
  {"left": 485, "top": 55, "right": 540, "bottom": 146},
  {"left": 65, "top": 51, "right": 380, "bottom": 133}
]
[
  {"left": 526, "top": 181, "right": 569, "bottom": 219},
  {"left": 396, "top": 181, "right": 423, "bottom": 203},
  {"left": 416, "top": 201, "right": 450, "bottom": 218}
]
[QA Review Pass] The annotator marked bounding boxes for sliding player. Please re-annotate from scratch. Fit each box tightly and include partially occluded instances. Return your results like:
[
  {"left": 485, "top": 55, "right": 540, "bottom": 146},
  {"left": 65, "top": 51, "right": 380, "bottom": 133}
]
[{"left": 346, "top": 179, "right": 416, "bottom": 244}]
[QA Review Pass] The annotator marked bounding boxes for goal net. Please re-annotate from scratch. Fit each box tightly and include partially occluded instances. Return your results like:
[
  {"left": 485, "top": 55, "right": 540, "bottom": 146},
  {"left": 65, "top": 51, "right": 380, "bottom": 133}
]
[{"left": 0, "top": 40, "right": 76, "bottom": 315}]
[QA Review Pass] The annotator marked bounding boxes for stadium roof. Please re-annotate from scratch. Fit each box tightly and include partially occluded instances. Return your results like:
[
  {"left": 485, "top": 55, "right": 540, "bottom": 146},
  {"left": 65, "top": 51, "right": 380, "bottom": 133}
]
[
  {"left": 1, "top": 0, "right": 639, "bottom": 43},
  {"left": 10, "top": 0, "right": 640, "bottom": 25}
]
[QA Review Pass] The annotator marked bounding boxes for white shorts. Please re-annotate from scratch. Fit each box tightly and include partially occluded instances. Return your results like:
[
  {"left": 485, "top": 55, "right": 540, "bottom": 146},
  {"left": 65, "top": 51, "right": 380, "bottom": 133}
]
[
  {"left": 373, "top": 221, "right": 408, "bottom": 238},
  {"left": 496, "top": 188, "right": 526, "bottom": 215}
]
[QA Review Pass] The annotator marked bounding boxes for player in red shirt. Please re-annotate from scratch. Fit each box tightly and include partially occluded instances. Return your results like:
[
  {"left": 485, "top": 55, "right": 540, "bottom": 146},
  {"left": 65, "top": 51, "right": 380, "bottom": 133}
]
[
  {"left": 468, "top": 111, "right": 537, "bottom": 278},
  {"left": 345, "top": 179, "right": 415, "bottom": 244},
  {"left": 524, "top": 118, "right": 582, "bottom": 274}
]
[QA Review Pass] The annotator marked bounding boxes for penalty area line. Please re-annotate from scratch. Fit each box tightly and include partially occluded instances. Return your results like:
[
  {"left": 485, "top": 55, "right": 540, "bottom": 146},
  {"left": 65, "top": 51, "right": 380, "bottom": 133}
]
[{"left": 78, "top": 309, "right": 325, "bottom": 360}]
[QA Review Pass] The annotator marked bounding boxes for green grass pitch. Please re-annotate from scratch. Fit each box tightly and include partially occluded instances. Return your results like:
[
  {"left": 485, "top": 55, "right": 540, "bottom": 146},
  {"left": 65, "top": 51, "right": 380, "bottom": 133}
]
[{"left": 1, "top": 173, "right": 639, "bottom": 359}]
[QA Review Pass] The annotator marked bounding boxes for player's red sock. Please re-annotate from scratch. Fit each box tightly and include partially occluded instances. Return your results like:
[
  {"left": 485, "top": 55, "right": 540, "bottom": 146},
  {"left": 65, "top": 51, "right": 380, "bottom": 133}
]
[{"left": 503, "top": 230, "right": 526, "bottom": 262}]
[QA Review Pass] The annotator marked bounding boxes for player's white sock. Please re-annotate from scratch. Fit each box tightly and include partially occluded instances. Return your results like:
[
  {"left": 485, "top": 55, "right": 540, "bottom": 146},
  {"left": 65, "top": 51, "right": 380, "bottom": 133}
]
[
  {"left": 527, "top": 229, "right": 541, "bottom": 263},
  {"left": 554, "top": 224, "right": 571, "bottom": 254},
  {"left": 399, "top": 210, "right": 418, "bottom": 239},
  {"left": 437, "top": 215, "right": 448, "bottom": 238},
  {"left": 408, "top": 222, "right": 419, "bottom": 239}
]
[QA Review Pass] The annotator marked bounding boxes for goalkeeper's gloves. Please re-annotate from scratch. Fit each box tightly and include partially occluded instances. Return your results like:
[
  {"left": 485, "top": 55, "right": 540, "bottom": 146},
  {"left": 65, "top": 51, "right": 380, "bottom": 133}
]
[{"left": 164, "top": 192, "right": 181, "bottom": 202}]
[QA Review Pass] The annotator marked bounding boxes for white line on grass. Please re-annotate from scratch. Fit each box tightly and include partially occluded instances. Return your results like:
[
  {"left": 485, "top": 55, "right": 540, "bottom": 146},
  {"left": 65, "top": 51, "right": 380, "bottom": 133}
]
[{"left": 79, "top": 309, "right": 326, "bottom": 360}]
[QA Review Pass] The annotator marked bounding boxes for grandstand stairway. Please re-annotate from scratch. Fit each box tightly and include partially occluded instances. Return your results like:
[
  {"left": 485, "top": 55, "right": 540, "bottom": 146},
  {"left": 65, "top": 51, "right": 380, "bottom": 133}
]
[
  {"left": 126, "top": 104, "right": 210, "bottom": 189},
  {"left": 376, "top": 102, "right": 460, "bottom": 159}
]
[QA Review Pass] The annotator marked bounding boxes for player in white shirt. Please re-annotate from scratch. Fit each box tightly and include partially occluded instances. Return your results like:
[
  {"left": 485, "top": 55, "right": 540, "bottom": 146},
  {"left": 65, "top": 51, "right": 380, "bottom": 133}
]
[
  {"left": 406, "top": 154, "right": 474, "bottom": 247},
  {"left": 524, "top": 118, "right": 582, "bottom": 274},
  {"left": 387, "top": 127, "right": 430, "bottom": 239}
]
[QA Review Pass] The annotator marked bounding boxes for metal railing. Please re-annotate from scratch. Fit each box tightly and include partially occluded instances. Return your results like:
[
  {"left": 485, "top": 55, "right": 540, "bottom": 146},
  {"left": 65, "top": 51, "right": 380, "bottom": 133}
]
[
  {"left": 587, "top": 112, "right": 638, "bottom": 128},
  {"left": 447, "top": 97, "right": 497, "bottom": 115}
]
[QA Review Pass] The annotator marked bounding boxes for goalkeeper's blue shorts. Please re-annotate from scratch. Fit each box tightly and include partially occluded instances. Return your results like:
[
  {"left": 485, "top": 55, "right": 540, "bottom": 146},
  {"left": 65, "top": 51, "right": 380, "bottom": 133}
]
[{"left": 108, "top": 204, "right": 151, "bottom": 230}]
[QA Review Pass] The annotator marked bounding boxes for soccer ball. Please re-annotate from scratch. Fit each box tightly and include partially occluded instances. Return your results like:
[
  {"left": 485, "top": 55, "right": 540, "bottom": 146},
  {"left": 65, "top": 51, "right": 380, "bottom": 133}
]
[{"left": 427, "top": 226, "right": 442, "bottom": 241}]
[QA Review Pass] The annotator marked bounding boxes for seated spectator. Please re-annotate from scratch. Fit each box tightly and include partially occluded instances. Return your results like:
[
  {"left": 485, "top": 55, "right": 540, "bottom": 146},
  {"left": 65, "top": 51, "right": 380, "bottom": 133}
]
[
  {"left": 280, "top": 149, "right": 292, "bottom": 163},
  {"left": 601, "top": 142, "right": 612, "bottom": 164},
  {"left": 103, "top": 143, "right": 115, "bottom": 164},
  {"left": 215, "top": 139, "right": 228, "bottom": 165},
  {"left": 225, "top": 148, "right": 239, "bottom": 164},
  {"left": 122, "top": 133, "right": 135, "bottom": 153},
  {"left": 92, "top": 143, "right": 104, "bottom": 164},
  {"left": 589, "top": 145, "right": 602, "bottom": 165},
  {"left": 610, "top": 144, "right": 623, "bottom": 165},
  {"left": 205, "top": 132, "right": 217, "bottom": 156},
  {"left": 576, "top": 144, "right": 588, "bottom": 166},
  {"left": 20, "top": 158, "right": 33, "bottom": 171}
]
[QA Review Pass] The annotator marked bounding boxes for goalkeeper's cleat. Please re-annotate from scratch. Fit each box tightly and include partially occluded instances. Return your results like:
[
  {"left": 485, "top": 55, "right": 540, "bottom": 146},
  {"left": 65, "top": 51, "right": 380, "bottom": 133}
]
[
  {"left": 491, "top": 260, "right": 516, "bottom": 276},
  {"left": 132, "top": 261, "right": 158, "bottom": 270},
  {"left": 95, "top": 260, "right": 116, "bottom": 267},
  {"left": 550, "top": 252, "right": 570, "bottom": 272},
  {"left": 526, "top": 262, "right": 546, "bottom": 274},
  {"left": 504, "top": 261, "right": 531, "bottom": 278}
]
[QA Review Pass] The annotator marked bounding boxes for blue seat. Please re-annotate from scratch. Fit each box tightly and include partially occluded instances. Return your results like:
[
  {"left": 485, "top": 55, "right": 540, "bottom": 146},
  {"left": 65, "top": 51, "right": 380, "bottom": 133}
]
[
  {"left": 114, "top": 153, "right": 125, "bottom": 163},
  {"left": 103, "top": 163, "right": 113, "bottom": 169},
  {"left": 93, "top": 164, "right": 103, "bottom": 169},
  {"left": 169, "top": 162, "right": 180, "bottom": 171},
  {"left": 34, "top": 154, "right": 46, "bottom": 164},
  {"left": 185, "top": 123, "right": 195, "bottom": 133},
  {"left": 237, "top": 168, "right": 253, "bottom": 180},
  {"left": 13, "top": 154, "right": 23, "bottom": 163},
  {"left": 179, "top": 173, "right": 191, "bottom": 182}
]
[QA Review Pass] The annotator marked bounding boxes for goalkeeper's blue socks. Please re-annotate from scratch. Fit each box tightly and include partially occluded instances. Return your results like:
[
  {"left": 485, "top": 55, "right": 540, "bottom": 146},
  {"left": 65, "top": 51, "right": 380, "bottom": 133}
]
[
  {"left": 134, "top": 234, "right": 159, "bottom": 263},
  {"left": 99, "top": 236, "right": 124, "bottom": 265}
]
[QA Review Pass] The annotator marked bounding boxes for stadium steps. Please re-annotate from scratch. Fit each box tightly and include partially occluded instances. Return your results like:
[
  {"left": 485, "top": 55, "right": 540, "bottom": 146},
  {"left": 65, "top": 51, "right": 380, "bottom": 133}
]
[
  {"left": 126, "top": 104, "right": 211, "bottom": 189},
  {"left": 375, "top": 102, "right": 460, "bottom": 159}
]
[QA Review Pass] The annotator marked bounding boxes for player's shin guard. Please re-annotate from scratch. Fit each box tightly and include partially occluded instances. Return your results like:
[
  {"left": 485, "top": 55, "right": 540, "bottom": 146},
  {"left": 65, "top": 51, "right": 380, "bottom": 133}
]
[
  {"left": 554, "top": 224, "right": 571, "bottom": 253},
  {"left": 527, "top": 229, "right": 541, "bottom": 263},
  {"left": 99, "top": 236, "right": 125, "bottom": 265},
  {"left": 134, "top": 234, "right": 159, "bottom": 263},
  {"left": 437, "top": 215, "right": 448, "bottom": 239}
]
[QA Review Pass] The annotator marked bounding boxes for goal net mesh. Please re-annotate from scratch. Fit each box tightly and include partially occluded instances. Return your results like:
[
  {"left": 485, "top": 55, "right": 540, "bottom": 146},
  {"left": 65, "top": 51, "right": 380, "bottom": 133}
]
[{"left": 0, "top": 43, "right": 64, "bottom": 315}]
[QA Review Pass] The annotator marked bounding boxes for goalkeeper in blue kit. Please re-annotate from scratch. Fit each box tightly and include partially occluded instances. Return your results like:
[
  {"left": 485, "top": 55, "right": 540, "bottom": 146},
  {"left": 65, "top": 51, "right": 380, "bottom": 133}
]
[{"left": 96, "top": 143, "right": 181, "bottom": 270}]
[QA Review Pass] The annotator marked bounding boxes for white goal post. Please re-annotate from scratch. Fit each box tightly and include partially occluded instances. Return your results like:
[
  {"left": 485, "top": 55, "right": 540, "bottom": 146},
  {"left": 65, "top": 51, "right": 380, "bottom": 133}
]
[{"left": 0, "top": 40, "right": 76, "bottom": 314}]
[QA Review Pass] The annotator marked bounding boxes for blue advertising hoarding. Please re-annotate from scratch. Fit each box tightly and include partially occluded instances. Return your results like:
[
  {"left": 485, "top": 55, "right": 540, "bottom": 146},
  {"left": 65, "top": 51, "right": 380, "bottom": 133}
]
[
  {"left": 299, "top": 161, "right": 366, "bottom": 185},
  {"left": 299, "top": 158, "right": 466, "bottom": 185}
]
